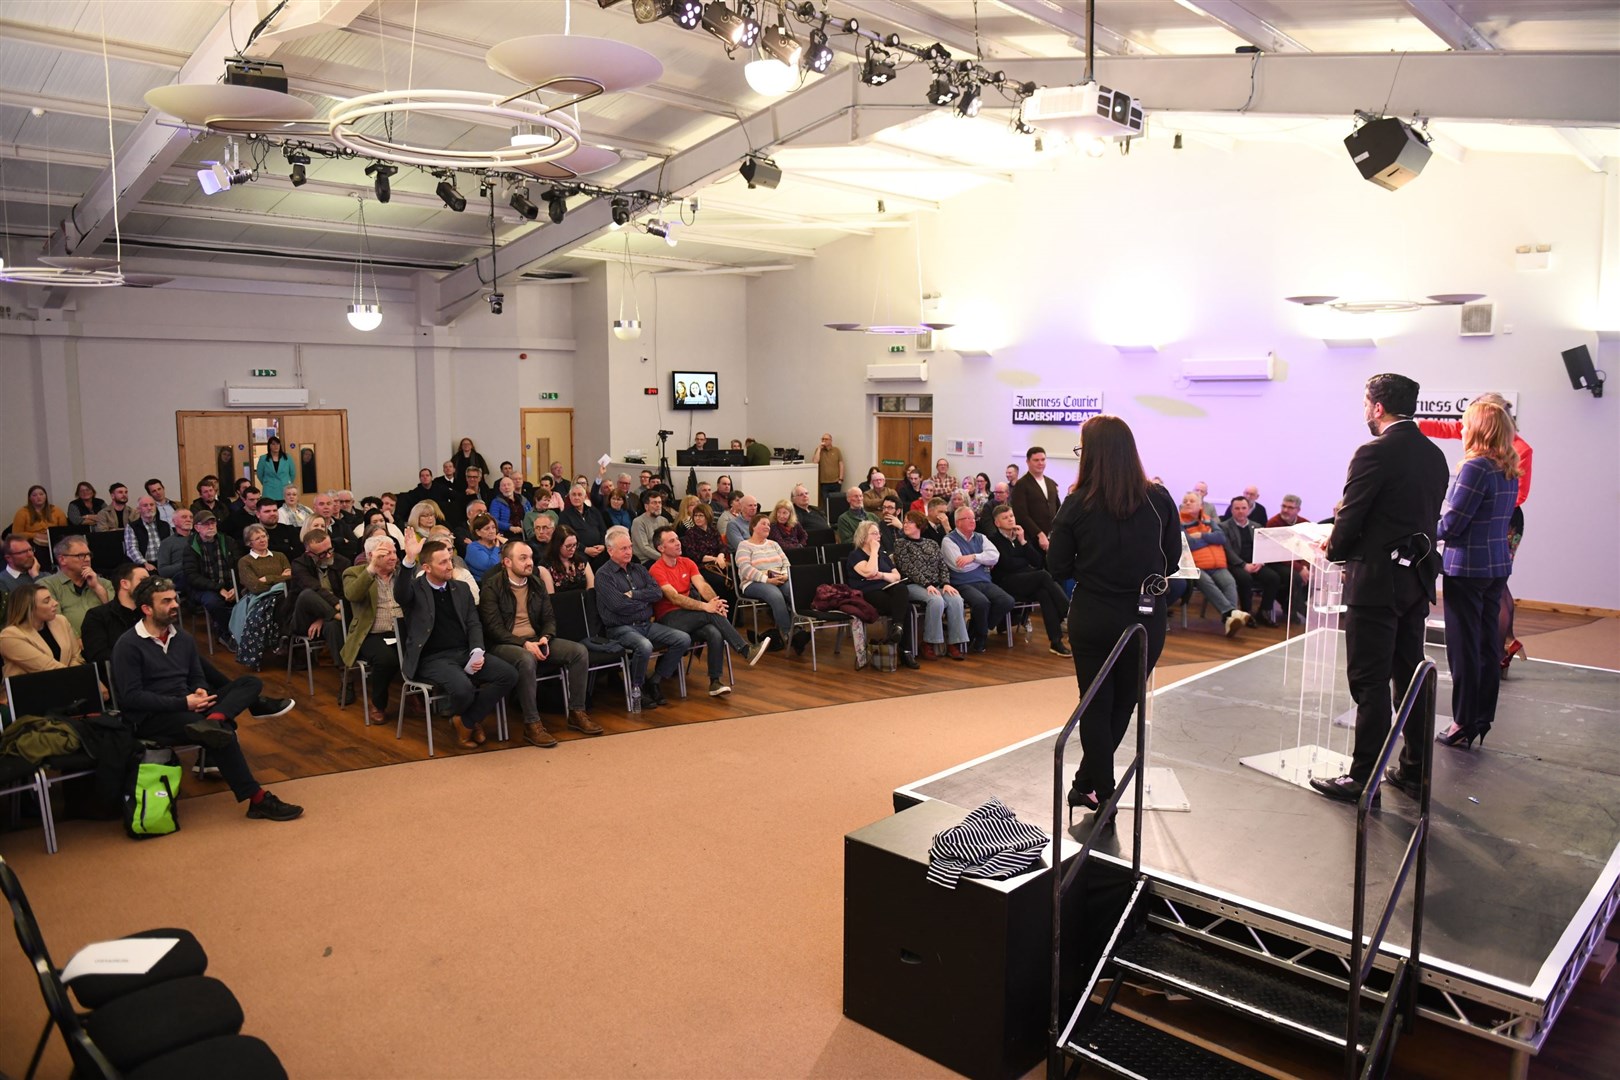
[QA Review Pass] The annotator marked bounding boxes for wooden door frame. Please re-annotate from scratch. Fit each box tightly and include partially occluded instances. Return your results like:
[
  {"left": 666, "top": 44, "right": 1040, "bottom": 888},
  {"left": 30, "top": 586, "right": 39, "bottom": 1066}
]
[
  {"left": 520, "top": 407, "right": 574, "bottom": 480},
  {"left": 176, "top": 410, "right": 351, "bottom": 498}
]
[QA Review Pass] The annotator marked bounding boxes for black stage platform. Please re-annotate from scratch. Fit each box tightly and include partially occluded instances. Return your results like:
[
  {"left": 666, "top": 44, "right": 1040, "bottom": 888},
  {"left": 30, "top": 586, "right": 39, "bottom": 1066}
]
[{"left": 895, "top": 637, "right": 1620, "bottom": 1060}]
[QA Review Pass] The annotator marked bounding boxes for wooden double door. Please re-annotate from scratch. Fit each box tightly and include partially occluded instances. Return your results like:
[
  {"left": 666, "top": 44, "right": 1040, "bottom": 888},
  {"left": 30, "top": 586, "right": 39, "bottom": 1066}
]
[
  {"left": 875, "top": 415, "right": 932, "bottom": 479},
  {"left": 176, "top": 411, "right": 349, "bottom": 500}
]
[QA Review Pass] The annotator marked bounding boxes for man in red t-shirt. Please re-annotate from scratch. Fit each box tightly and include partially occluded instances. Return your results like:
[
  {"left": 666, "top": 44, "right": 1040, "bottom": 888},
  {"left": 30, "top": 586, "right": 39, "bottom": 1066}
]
[{"left": 650, "top": 525, "right": 770, "bottom": 696}]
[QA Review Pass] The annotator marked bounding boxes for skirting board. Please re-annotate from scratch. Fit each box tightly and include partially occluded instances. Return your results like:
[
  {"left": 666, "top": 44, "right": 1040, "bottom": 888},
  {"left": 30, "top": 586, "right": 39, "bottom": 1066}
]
[{"left": 1516, "top": 599, "right": 1620, "bottom": 619}]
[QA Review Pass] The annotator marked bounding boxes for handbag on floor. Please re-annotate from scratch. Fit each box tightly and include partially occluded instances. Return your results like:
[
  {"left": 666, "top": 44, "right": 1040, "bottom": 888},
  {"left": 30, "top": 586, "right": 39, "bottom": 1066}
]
[{"left": 124, "top": 747, "right": 182, "bottom": 839}]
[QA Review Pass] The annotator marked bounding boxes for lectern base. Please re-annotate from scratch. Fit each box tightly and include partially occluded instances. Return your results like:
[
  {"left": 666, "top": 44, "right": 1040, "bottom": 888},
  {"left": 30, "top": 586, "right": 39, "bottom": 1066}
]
[
  {"left": 1116, "top": 766, "right": 1192, "bottom": 812},
  {"left": 1239, "top": 744, "right": 1352, "bottom": 792}
]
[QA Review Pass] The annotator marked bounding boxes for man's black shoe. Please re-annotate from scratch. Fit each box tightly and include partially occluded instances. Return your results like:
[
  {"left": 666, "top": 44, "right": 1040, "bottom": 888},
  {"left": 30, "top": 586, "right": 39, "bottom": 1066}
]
[
  {"left": 641, "top": 681, "right": 665, "bottom": 708},
  {"left": 183, "top": 720, "right": 235, "bottom": 750},
  {"left": 1384, "top": 763, "right": 1422, "bottom": 799},
  {"left": 249, "top": 697, "right": 295, "bottom": 719},
  {"left": 1309, "top": 774, "right": 1380, "bottom": 809},
  {"left": 246, "top": 791, "right": 304, "bottom": 822}
]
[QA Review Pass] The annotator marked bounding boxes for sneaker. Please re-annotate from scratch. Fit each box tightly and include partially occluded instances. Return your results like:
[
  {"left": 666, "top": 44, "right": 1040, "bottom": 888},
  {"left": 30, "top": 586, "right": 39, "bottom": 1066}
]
[
  {"left": 708, "top": 678, "right": 732, "bottom": 697},
  {"left": 746, "top": 636, "right": 771, "bottom": 666},
  {"left": 246, "top": 791, "right": 304, "bottom": 821},
  {"left": 1049, "top": 641, "right": 1072, "bottom": 657},
  {"left": 183, "top": 720, "right": 235, "bottom": 749},
  {"left": 249, "top": 697, "right": 295, "bottom": 719},
  {"left": 568, "top": 710, "right": 604, "bottom": 735},
  {"left": 197, "top": 763, "right": 223, "bottom": 780},
  {"left": 641, "top": 680, "right": 664, "bottom": 708},
  {"left": 1223, "top": 611, "right": 1245, "bottom": 637}
]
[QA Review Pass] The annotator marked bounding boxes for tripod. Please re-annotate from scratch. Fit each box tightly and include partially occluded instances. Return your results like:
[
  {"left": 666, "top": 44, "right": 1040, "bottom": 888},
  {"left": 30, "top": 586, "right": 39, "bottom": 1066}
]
[{"left": 655, "top": 429, "right": 673, "bottom": 490}]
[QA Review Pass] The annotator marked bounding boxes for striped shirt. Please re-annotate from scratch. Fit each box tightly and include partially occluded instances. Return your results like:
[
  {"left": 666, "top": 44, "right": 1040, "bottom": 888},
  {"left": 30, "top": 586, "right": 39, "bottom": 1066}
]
[
  {"left": 735, "top": 539, "right": 788, "bottom": 585},
  {"left": 926, "top": 798, "right": 1049, "bottom": 889}
]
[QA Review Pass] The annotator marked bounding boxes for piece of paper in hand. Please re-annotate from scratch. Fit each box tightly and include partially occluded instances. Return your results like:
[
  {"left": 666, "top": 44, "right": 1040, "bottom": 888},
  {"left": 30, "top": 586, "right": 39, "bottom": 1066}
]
[
  {"left": 597, "top": 453, "right": 611, "bottom": 468},
  {"left": 61, "top": 937, "right": 179, "bottom": 983}
]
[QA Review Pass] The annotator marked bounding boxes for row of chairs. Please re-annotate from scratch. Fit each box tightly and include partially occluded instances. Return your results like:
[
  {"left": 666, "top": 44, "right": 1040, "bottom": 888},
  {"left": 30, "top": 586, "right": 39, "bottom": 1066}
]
[{"left": 2, "top": 854, "right": 286, "bottom": 1078}]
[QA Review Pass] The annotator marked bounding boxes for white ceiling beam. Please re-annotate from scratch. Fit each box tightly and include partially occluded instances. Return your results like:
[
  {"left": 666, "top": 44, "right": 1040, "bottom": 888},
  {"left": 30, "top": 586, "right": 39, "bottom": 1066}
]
[
  {"left": 697, "top": 199, "right": 879, "bottom": 234},
  {"left": 568, "top": 247, "right": 763, "bottom": 274},
  {"left": 991, "top": 0, "right": 1158, "bottom": 57},
  {"left": 1401, "top": 0, "right": 1495, "bottom": 51},
  {"left": 837, "top": 1, "right": 1038, "bottom": 59},
  {"left": 1174, "top": 0, "right": 1310, "bottom": 53},
  {"left": 0, "top": 18, "right": 190, "bottom": 68},
  {"left": 0, "top": 89, "right": 144, "bottom": 125},
  {"left": 0, "top": 142, "right": 118, "bottom": 171},
  {"left": 650, "top": 229, "right": 817, "bottom": 258},
  {"left": 427, "top": 65, "right": 917, "bottom": 323},
  {"left": 652, "top": 264, "right": 796, "bottom": 277},
  {"left": 250, "top": 0, "right": 374, "bottom": 46},
  {"left": 1555, "top": 128, "right": 1607, "bottom": 173},
  {"left": 993, "top": 52, "right": 1620, "bottom": 125},
  {"left": 45, "top": 3, "right": 289, "bottom": 258},
  {"left": 775, "top": 170, "right": 941, "bottom": 208}
]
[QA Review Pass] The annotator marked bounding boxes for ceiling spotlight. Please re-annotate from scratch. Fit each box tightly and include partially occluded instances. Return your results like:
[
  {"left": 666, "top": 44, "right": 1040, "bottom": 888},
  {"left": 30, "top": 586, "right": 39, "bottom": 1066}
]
[
  {"left": 197, "top": 161, "right": 233, "bottom": 195},
  {"left": 927, "top": 76, "right": 954, "bottom": 107},
  {"left": 739, "top": 155, "right": 781, "bottom": 189},
  {"left": 924, "top": 42, "right": 949, "bottom": 62},
  {"left": 745, "top": 57, "right": 798, "bottom": 96},
  {"left": 364, "top": 160, "right": 396, "bottom": 203},
  {"left": 542, "top": 187, "right": 568, "bottom": 224},
  {"left": 610, "top": 196, "right": 631, "bottom": 228},
  {"left": 434, "top": 171, "right": 466, "bottom": 212},
  {"left": 646, "top": 219, "right": 677, "bottom": 246},
  {"left": 509, "top": 186, "right": 539, "bottom": 221},
  {"left": 760, "top": 19, "right": 802, "bottom": 66},
  {"left": 1086, "top": 138, "right": 1107, "bottom": 158},
  {"left": 284, "top": 149, "right": 310, "bottom": 187},
  {"left": 861, "top": 47, "right": 895, "bottom": 86},
  {"left": 955, "top": 84, "right": 982, "bottom": 118},
  {"left": 843, "top": 17, "right": 859, "bottom": 33},
  {"left": 671, "top": 0, "right": 703, "bottom": 29},
  {"left": 883, "top": 33, "right": 901, "bottom": 48},
  {"left": 702, "top": 2, "right": 760, "bottom": 50},
  {"left": 803, "top": 29, "right": 833, "bottom": 73}
]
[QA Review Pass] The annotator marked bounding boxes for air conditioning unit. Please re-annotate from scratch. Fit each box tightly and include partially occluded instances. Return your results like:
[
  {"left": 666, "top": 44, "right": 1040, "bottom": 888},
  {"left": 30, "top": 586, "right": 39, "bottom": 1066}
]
[
  {"left": 224, "top": 386, "right": 311, "bottom": 408},
  {"left": 1459, "top": 302, "right": 1495, "bottom": 337},
  {"left": 1024, "top": 83, "right": 1144, "bottom": 140},
  {"left": 865, "top": 362, "right": 928, "bottom": 382},
  {"left": 1181, "top": 355, "right": 1276, "bottom": 382}
]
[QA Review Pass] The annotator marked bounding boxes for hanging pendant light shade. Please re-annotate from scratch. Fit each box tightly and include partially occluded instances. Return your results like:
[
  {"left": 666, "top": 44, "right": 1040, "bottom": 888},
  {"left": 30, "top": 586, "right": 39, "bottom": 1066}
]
[
  {"left": 613, "top": 234, "right": 642, "bottom": 341},
  {"left": 347, "top": 195, "right": 382, "bottom": 331}
]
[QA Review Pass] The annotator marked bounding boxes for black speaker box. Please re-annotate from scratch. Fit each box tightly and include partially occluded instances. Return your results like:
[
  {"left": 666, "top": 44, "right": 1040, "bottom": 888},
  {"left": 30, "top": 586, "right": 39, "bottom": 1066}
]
[{"left": 1344, "top": 117, "right": 1432, "bottom": 191}]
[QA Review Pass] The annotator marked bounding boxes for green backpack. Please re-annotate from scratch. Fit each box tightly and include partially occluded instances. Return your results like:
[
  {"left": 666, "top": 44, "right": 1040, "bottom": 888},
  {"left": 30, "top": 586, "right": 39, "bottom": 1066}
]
[{"left": 125, "top": 747, "right": 183, "bottom": 839}]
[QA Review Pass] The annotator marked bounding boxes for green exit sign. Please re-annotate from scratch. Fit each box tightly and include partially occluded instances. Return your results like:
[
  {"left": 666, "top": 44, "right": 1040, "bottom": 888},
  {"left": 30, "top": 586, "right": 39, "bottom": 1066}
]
[
  {"left": 539, "top": 392, "right": 560, "bottom": 401},
  {"left": 250, "top": 368, "right": 277, "bottom": 377},
  {"left": 888, "top": 344, "right": 907, "bottom": 353}
]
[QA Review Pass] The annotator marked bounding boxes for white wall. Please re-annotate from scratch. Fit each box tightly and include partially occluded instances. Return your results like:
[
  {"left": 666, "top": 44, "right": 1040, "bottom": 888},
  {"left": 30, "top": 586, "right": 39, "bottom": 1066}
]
[{"left": 747, "top": 143, "right": 1619, "bottom": 609}]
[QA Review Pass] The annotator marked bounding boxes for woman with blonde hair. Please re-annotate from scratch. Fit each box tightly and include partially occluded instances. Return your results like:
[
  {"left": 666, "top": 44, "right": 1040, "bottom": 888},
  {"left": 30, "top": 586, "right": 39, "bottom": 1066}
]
[
  {"left": 1434, "top": 399, "right": 1521, "bottom": 749},
  {"left": 768, "top": 499, "right": 807, "bottom": 549},
  {"left": 1, "top": 583, "right": 84, "bottom": 676}
]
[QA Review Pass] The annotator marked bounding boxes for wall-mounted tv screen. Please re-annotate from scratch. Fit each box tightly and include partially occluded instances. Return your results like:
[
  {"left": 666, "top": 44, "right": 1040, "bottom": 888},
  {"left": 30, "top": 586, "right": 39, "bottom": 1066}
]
[{"left": 672, "top": 371, "right": 719, "bottom": 410}]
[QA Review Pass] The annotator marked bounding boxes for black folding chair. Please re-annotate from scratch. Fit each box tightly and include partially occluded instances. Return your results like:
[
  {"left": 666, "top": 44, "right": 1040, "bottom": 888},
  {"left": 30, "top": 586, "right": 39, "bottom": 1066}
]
[
  {"left": 1, "top": 856, "right": 285, "bottom": 1080},
  {"left": 784, "top": 547, "right": 820, "bottom": 568},
  {"left": 3, "top": 667, "right": 104, "bottom": 854},
  {"left": 786, "top": 563, "right": 851, "bottom": 672},
  {"left": 805, "top": 528, "right": 837, "bottom": 547},
  {"left": 823, "top": 542, "right": 854, "bottom": 566},
  {"left": 85, "top": 531, "right": 127, "bottom": 574},
  {"left": 552, "top": 589, "right": 633, "bottom": 711}
]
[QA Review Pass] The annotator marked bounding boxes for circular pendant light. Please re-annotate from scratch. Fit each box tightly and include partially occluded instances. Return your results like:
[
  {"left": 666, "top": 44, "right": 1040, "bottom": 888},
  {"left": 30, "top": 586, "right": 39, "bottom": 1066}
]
[
  {"left": 485, "top": 35, "right": 664, "bottom": 104},
  {"left": 327, "top": 89, "right": 582, "bottom": 170},
  {"left": 346, "top": 303, "right": 382, "bottom": 332},
  {"left": 144, "top": 83, "right": 317, "bottom": 133},
  {"left": 744, "top": 58, "right": 798, "bottom": 97}
]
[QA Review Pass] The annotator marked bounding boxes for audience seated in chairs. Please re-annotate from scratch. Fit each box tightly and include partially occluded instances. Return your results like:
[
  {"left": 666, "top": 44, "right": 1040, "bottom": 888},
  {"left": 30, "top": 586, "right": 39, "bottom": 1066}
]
[
  {"left": 250, "top": 500, "right": 301, "bottom": 561},
  {"left": 0, "top": 534, "right": 47, "bottom": 596},
  {"left": 91, "top": 482, "right": 136, "bottom": 534},
  {"left": 650, "top": 525, "right": 770, "bottom": 696},
  {"left": 596, "top": 526, "right": 691, "bottom": 708},
  {"left": 631, "top": 491, "right": 668, "bottom": 563},
  {"left": 845, "top": 519, "right": 919, "bottom": 668},
  {"left": 558, "top": 483, "right": 608, "bottom": 567},
  {"left": 768, "top": 499, "right": 808, "bottom": 549},
  {"left": 112, "top": 576, "right": 304, "bottom": 821},
  {"left": 721, "top": 494, "right": 759, "bottom": 553},
  {"left": 1264, "top": 493, "right": 1314, "bottom": 622},
  {"left": 891, "top": 512, "right": 968, "bottom": 660},
  {"left": 1221, "top": 494, "right": 1280, "bottom": 627},
  {"left": 679, "top": 502, "right": 734, "bottom": 604},
  {"left": 395, "top": 532, "right": 518, "bottom": 750},
  {"left": 276, "top": 487, "right": 313, "bottom": 530},
  {"left": 489, "top": 475, "right": 531, "bottom": 542},
  {"left": 65, "top": 480, "right": 105, "bottom": 527},
  {"left": 736, "top": 513, "right": 795, "bottom": 653},
  {"left": 123, "top": 495, "right": 172, "bottom": 573},
  {"left": 77, "top": 563, "right": 148, "bottom": 665},
  {"left": 1179, "top": 490, "right": 1249, "bottom": 637},
  {"left": 477, "top": 537, "right": 598, "bottom": 746},
  {"left": 539, "top": 525, "right": 595, "bottom": 594},
  {"left": 836, "top": 486, "right": 875, "bottom": 544},
  {"left": 790, "top": 484, "right": 829, "bottom": 535},
  {"left": 941, "top": 506, "right": 1016, "bottom": 654},
  {"left": 289, "top": 528, "right": 350, "bottom": 671},
  {"left": 463, "top": 514, "right": 504, "bottom": 581},
  {"left": 156, "top": 508, "right": 194, "bottom": 585},
  {"left": 341, "top": 535, "right": 405, "bottom": 726},
  {"left": 1, "top": 582, "right": 85, "bottom": 676},
  {"left": 184, "top": 512, "right": 240, "bottom": 647},
  {"left": 987, "top": 503, "right": 1072, "bottom": 657},
  {"left": 42, "top": 534, "right": 109, "bottom": 635},
  {"left": 11, "top": 485, "right": 68, "bottom": 561}
]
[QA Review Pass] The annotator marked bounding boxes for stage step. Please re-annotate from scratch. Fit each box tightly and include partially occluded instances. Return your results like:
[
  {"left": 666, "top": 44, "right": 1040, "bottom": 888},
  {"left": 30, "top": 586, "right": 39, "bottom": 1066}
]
[
  {"left": 1063, "top": 1011, "right": 1271, "bottom": 1080},
  {"left": 1112, "top": 929, "right": 1379, "bottom": 1053}
]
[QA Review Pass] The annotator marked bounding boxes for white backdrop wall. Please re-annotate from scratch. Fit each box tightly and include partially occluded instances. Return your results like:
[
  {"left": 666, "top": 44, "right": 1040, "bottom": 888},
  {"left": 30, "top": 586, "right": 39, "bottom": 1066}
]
[{"left": 747, "top": 143, "right": 1618, "bottom": 609}]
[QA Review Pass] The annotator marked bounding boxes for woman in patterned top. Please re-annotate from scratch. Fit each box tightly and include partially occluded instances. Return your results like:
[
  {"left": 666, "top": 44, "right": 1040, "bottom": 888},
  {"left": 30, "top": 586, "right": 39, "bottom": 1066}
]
[
  {"left": 891, "top": 511, "right": 968, "bottom": 659},
  {"left": 735, "top": 513, "right": 791, "bottom": 650},
  {"left": 539, "top": 525, "right": 595, "bottom": 594},
  {"left": 681, "top": 501, "right": 733, "bottom": 604},
  {"left": 767, "top": 499, "right": 808, "bottom": 549}
]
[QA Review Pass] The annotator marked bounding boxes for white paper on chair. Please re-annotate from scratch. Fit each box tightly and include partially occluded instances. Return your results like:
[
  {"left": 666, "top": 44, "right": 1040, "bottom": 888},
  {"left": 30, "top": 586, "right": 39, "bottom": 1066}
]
[{"left": 61, "top": 937, "right": 178, "bottom": 983}]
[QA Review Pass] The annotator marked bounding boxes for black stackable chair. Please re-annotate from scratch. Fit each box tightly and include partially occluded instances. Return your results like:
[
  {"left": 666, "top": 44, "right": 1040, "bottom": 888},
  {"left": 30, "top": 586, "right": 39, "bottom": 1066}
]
[
  {"left": 551, "top": 589, "right": 633, "bottom": 711},
  {"left": 86, "top": 531, "right": 127, "bottom": 574},
  {"left": 786, "top": 563, "right": 852, "bottom": 672},
  {"left": 2, "top": 667, "right": 103, "bottom": 854}
]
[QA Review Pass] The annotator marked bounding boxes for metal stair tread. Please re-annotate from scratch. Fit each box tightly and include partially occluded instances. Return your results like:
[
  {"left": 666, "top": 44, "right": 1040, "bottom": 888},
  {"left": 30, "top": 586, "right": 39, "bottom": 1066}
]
[
  {"left": 1113, "top": 929, "right": 1379, "bottom": 1050},
  {"left": 1064, "top": 1011, "right": 1272, "bottom": 1080}
]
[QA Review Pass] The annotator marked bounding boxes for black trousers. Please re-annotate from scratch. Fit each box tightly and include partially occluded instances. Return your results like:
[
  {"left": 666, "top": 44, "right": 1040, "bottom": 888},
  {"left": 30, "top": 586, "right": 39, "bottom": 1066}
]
[
  {"left": 997, "top": 569, "right": 1068, "bottom": 645},
  {"left": 1442, "top": 574, "right": 1506, "bottom": 736},
  {"left": 417, "top": 649, "right": 519, "bottom": 729},
  {"left": 863, "top": 583, "right": 913, "bottom": 650},
  {"left": 1344, "top": 569, "right": 1429, "bottom": 784},
  {"left": 355, "top": 632, "right": 403, "bottom": 709},
  {"left": 1069, "top": 591, "right": 1165, "bottom": 801},
  {"left": 1230, "top": 564, "right": 1282, "bottom": 615},
  {"left": 136, "top": 675, "right": 264, "bottom": 802}
]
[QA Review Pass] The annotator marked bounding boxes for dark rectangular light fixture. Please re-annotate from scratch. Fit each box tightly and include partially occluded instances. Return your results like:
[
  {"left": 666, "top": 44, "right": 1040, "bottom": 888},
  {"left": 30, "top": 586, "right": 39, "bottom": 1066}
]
[{"left": 739, "top": 155, "right": 781, "bottom": 189}]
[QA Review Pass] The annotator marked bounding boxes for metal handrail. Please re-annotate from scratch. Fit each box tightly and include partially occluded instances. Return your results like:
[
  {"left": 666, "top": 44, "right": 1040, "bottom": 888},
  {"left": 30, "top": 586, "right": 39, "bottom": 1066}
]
[
  {"left": 1347, "top": 659, "right": 1437, "bottom": 1079},
  {"left": 1047, "top": 623, "right": 1150, "bottom": 1079}
]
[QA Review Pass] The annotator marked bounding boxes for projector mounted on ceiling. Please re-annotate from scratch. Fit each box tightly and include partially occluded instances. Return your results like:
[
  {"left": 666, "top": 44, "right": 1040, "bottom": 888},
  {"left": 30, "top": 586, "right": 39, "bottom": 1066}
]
[{"left": 1023, "top": 83, "right": 1143, "bottom": 140}]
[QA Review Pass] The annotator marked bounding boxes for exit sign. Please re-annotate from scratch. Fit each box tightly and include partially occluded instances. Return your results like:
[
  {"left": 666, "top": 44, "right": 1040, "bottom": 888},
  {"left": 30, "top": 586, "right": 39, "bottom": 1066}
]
[
  {"left": 643, "top": 387, "right": 659, "bottom": 395},
  {"left": 250, "top": 368, "right": 277, "bottom": 377},
  {"left": 888, "top": 344, "right": 907, "bottom": 353},
  {"left": 539, "top": 392, "right": 559, "bottom": 400}
]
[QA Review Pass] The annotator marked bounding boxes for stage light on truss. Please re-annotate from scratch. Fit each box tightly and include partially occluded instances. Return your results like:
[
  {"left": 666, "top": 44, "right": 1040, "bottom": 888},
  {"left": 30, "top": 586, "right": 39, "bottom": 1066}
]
[
  {"left": 955, "top": 84, "right": 981, "bottom": 118},
  {"left": 861, "top": 47, "right": 895, "bottom": 86},
  {"left": 671, "top": 0, "right": 703, "bottom": 29},
  {"left": 702, "top": 2, "right": 761, "bottom": 50},
  {"left": 927, "top": 76, "right": 954, "bottom": 107},
  {"left": 610, "top": 196, "right": 631, "bottom": 228},
  {"left": 434, "top": 171, "right": 466, "bottom": 212},
  {"left": 542, "top": 187, "right": 568, "bottom": 224},
  {"left": 509, "top": 185, "right": 539, "bottom": 220},
  {"left": 759, "top": 18, "right": 801, "bottom": 66},
  {"left": 284, "top": 148, "right": 310, "bottom": 187},
  {"left": 364, "top": 160, "right": 396, "bottom": 203},
  {"left": 803, "top": 28, "right": 833, "bottom": 73}
]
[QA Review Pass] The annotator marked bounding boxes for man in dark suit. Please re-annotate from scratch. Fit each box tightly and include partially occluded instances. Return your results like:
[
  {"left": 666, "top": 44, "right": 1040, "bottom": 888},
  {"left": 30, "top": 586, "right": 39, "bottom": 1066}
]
[
  {"left": 395, "top": 532, "right": 518, "bottom": 749},
  {"left": 1010, "top": 446, "right": 1061, "bottom": 554},
  {"left": 1311, "top": 374, "right": 1449, "bottom": 805}
]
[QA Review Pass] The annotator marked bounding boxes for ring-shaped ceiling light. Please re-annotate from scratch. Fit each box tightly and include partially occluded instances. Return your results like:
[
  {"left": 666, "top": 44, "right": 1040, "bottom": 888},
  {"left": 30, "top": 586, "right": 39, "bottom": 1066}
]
[
  {"left": 485, "top": 35, "right": 664, "bottom": 110},
  {"left": 0, "top": 266, "right": 125, "bottom": 286},
  {"left": 328, "top": 90, "right": 581, "bottom": 170},
  {"left": 144, "top": 83, "right": 318, "bottom": 134}
]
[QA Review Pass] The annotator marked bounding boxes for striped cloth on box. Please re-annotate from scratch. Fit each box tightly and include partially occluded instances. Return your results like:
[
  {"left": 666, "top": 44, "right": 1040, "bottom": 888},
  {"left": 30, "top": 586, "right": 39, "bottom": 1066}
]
[{"left": 925, "top": 798, "right": 1049, "bottom": 890}]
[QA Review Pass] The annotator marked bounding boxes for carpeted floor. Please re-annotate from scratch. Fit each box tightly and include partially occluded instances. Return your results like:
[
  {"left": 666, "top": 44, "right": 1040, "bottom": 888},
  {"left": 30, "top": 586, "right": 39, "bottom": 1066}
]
[{"left": 0, "top": 627, "right": 1611, "bottom": 1079}]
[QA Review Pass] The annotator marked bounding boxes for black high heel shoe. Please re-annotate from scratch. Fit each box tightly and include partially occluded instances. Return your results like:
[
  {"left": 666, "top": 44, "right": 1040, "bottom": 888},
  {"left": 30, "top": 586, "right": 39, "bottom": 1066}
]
[
  {"left": 1436, "top": 723, "right": 1479, "bottom": 749},
  {"left": 1067, "top": 786, "right": 1100, "bottom": 825}
]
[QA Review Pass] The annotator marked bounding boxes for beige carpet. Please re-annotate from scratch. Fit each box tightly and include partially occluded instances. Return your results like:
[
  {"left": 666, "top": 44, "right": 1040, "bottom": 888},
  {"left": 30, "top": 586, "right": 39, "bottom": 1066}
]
[{"left": 1516, "top": 616, "right": 1620, "bottom": 669}]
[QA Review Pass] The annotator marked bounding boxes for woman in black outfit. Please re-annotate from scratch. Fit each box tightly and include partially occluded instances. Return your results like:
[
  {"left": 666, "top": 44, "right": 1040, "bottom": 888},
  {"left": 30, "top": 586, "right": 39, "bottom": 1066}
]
[
  {"left": 452, "top": 436, "right": 490, "bottom": 491},
  {"left": 1047, "top": 415, "right": 1180, "bottom": 823}
]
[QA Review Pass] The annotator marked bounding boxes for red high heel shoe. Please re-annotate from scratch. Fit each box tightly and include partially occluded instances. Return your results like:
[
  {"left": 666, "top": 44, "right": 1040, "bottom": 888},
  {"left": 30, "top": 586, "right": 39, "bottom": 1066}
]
[{"left": 1501, "top": 638, "right": 1525, "bottom": 672}]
